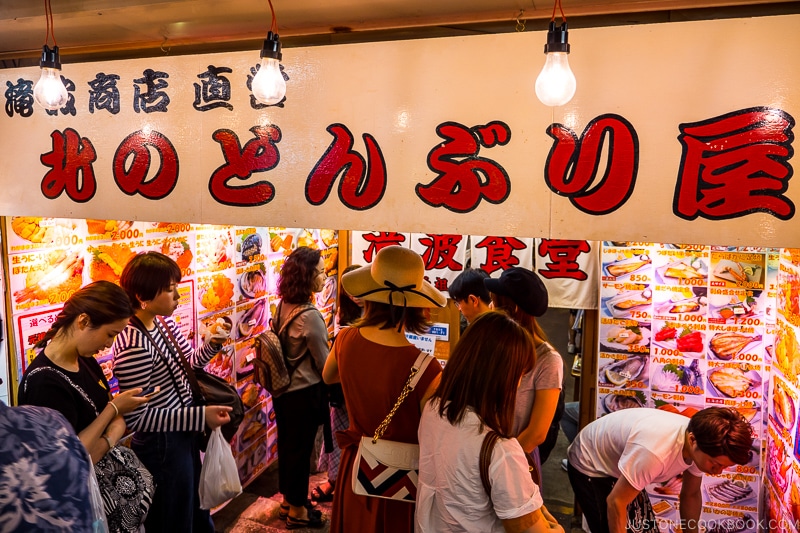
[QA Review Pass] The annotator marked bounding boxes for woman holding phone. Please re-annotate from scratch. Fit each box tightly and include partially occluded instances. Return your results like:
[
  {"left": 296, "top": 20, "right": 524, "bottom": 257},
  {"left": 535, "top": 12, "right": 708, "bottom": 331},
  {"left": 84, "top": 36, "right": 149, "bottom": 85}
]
[
  {"left": 18, "top": 280, "right": 153, "bottom": 532},
  {"left": 112, "top": 251, "right": 232, "bottom": 533}
]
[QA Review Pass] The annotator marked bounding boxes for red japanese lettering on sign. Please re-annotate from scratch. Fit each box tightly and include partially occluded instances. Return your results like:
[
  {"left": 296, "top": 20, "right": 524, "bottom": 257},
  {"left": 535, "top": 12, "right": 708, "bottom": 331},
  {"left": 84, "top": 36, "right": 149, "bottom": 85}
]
[
  {"left": 307, "top": 124, "right": 386, "bottom": 210},
  {"left": 113, "top": 129, "right": 178, "bottom": 200},
  {"left": 545, "top": 114, "right": 639, "bottom": 215},
  {"left": 416, "top": 121, "right": 511, "bottom": 213},
  {"left": 361, "top": 232, "right": 406, "bottom": 263},
  {"left": 474, "top": 236, "right": 527, "bottom": 275},
  {"left": 537, "top": 239, "right": 591, "bottom": 280},
  {"left": 209, "top": 125, "right": 281, "bottom": 206},
  {"left": 40, "top": 128, "right": 97, "bottom": 202},
  {"left": 418, "top": 234, "right": 463, "bottom": 271},
  {"left": 674, "top": 107, "right": 795, "bottom": 220}
]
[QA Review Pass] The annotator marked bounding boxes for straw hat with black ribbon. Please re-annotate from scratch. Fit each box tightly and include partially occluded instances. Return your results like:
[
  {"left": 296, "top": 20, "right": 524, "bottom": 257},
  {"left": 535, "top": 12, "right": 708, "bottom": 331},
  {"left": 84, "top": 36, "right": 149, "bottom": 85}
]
[{"left": 342, "top": 246, "right": 446, "bottom": 328}]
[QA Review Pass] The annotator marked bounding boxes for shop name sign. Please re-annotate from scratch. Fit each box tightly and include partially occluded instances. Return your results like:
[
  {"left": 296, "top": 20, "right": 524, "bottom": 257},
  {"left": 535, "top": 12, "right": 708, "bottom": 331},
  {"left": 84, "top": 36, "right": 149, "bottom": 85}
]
[{"left": 1, "top": 15, "right": 799, "bottom": 247}]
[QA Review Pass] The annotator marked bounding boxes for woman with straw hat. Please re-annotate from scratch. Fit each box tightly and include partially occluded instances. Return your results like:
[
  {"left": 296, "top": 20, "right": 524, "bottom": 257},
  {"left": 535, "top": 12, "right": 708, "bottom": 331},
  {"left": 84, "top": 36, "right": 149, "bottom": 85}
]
[{"left": 322, "top": 246, "right": 446, "bottom": 533}]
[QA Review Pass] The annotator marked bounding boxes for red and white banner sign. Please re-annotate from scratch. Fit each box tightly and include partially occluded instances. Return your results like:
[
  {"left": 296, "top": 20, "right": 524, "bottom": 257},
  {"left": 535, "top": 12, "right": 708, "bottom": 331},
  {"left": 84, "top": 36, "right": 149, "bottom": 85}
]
[{"left": 1, "top": 15, "right": 800, "bottom": 247}]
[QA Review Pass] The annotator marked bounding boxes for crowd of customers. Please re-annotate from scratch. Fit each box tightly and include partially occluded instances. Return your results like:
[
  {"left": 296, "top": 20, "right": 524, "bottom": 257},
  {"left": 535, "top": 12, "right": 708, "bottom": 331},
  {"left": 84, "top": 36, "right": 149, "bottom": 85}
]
[{"left": 4, "top": 245, "right": 755, "bottom": 533}]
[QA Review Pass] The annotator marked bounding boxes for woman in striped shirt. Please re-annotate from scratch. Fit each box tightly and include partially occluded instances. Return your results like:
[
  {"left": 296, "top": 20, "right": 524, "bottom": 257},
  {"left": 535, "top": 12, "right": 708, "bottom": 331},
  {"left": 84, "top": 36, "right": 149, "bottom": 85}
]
[{"left": 112, "top": 252, "right": 232, "bottom": 533}]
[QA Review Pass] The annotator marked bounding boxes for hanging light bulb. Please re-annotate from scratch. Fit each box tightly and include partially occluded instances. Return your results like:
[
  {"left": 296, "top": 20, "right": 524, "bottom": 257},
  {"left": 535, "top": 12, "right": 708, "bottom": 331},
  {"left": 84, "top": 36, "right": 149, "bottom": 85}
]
[
  {"left": 252, "top": 31, "right": 286, "bottom": 106},
  {"left": 34, "top": 0, "right": 68, "bottom": 111},
  {"left": 33, "top": 45, "right": 68, "bottom": 111},
  {"left": 535, "top": 21, "right": 577, "bottom": 107}
]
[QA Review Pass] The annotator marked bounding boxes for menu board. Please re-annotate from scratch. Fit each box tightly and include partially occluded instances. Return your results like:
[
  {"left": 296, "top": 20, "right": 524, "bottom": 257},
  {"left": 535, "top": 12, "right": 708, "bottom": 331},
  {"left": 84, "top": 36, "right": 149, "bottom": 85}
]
[
  {"left": 597, "top": 242, "right": 777, "bottom": 533},
  {"left": 5, "top": 216, "right": 339, "bottom": 489},
  {"left": 764, "top": 249, "right": 800, "bottom": 532}
]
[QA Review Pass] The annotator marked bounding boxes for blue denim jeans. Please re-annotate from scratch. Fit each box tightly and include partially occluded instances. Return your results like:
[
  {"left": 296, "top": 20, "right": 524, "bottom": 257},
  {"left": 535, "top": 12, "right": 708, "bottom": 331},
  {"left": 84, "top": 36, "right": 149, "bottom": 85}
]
[{"left": 131, "top": 430, "right": 213, "bottom": 533}]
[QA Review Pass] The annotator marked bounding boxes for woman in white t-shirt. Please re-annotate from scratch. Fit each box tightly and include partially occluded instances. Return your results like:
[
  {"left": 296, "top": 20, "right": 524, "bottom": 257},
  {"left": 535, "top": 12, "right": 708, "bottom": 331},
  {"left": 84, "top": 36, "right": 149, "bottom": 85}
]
[{"left": 416, "top": 311, "right": 564, "bottom": 533}]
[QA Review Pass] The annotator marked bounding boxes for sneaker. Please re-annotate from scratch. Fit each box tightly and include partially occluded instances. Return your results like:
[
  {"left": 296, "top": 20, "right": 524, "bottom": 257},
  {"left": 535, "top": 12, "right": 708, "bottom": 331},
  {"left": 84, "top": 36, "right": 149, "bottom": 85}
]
[{"left": 561, "top": 459, "right": 569, "bottom": 472}]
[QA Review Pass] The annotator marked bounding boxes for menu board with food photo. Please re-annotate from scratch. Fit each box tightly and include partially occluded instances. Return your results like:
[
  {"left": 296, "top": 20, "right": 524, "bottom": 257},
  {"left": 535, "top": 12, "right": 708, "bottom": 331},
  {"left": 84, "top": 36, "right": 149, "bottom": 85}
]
[
  {"left": 764, "top": 424, "right": 800, "bottom": 532},
  {"left": 9, "top": 248, "right": 85, "bottom": 312},
  {"left": 653, "top": 248, "right": 709, "bottom": 286},
  {"left": 14, "top": 306, "right": 61, "bottom": 374},
  {"left": 597, "top": 243, "right": 778, "bottom": 533},
  {"left": 198, "top": 310, "right": 234, "bottom": 347},
  {"left": 195, "top": 225, "right": 234, "bottom": 272},
  {"left": 267, "top": 227, "right": 299, "bottom": 256},
  {"left": 197, "top": 271, "right": 236, "bottom": 313},
  {"left": 599, "top": 318, "right": 652, "bottom": 355},
  {"left": 236, "top": 227, "right": 268, "bottom": 265},
  {"left": 234, "top": 298, "right": 268, "bottom": 341},
  {"left": 235, "top": 407, "right": 269, "bottom": 483},
  {"left": 87, "top": 242, "right": 139, "bottom": 284},
  {"left": 602, "top": 247, "right": 653, "bottom": 283},
  {"left": 601, "top": 283, "right": 653, "bottom": 321},
  {"left": 710, "top": 251, "right": 767, "bottom": 291},
  {"left": 652, "top": 320, "right": 707, "bottom": 359},
  {"left": 205, "top": 345, "right": 234, "bottom": 382},
  {"left": 7, "top": 217, "right": 83, "bottom": 252},
  {"left": 237, "top": 263, "right": 267, "bottom": 303},
  {"left": 232, "top": 337, "right": 257, "bottom": 382}
]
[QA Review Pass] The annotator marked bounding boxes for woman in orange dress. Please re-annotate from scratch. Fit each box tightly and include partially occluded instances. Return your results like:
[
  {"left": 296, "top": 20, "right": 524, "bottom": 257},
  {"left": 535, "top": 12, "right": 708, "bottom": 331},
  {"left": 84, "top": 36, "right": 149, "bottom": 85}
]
[{"left": 322, "top": 246, "right": 446, "bottom": 533}]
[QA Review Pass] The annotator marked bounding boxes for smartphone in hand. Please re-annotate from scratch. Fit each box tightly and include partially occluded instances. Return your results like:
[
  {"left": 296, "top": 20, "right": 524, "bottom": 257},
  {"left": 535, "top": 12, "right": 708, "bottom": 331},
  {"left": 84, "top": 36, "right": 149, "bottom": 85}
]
[{"left": 136, "top": 386, "right": 161, "bottom": 398}]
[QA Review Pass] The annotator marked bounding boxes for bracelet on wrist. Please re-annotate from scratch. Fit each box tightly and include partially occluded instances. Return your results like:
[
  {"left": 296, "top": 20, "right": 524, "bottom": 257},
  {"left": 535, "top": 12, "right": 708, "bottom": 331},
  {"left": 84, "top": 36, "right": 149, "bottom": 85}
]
[
  {"left": 108, "top": 401, "right": 119, "bottom": 417},
  {"left": 102, "top": 434, "right": 114, "bottom": 450}
]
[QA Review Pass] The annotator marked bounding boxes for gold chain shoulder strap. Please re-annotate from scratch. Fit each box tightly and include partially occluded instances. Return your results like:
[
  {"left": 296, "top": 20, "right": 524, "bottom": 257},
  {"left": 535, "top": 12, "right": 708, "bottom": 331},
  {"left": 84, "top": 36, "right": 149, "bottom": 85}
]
[{"left": 372, "top": 351, "right": 433, "bottom": 443}]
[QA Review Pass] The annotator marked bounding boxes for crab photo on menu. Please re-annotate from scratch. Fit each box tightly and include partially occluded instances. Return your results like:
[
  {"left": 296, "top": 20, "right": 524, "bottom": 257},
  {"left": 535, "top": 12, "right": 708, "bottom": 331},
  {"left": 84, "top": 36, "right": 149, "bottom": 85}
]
[{"left": 710, "top": 250, "right": 767, "bottom": 290}]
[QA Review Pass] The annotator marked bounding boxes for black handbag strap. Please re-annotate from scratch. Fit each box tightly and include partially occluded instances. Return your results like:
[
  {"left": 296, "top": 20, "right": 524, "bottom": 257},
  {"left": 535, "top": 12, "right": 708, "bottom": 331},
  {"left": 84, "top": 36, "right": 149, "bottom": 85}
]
[
  {"left": 156, "top": 316, "right": 205, "bottom": 405},
  {"left": 25, "top": 365, "right": 100, "bottom": 417},
  {"left": 479, "top": 430, "right": 501, "bottom": 499},
  {"left": 128, "top": 315, "right": 196, "bottom": 407}
]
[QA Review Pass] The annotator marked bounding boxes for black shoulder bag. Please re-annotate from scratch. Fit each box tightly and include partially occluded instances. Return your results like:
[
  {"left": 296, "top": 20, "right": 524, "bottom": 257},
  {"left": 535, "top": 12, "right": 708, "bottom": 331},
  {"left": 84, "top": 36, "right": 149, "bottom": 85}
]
[{"left": 129, "top": 316, "right": 244, "bottom": 448}]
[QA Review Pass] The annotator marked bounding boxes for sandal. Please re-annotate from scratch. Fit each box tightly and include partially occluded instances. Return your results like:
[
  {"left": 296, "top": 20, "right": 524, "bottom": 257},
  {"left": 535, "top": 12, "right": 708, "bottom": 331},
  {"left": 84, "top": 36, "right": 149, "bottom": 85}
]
[
  {"left": 279, "top": 501, "right": 320, "bottom": 520},
  {"left": 310, "top": 483, "right": 335, "bottom": 502},
  {"left": 286, "top": 513, "right": 326, "bottom": 530}
]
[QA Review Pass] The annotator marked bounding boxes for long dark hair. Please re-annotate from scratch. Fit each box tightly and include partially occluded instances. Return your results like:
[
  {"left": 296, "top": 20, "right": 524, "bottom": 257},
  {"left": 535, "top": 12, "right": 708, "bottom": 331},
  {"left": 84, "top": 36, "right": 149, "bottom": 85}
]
[
  {"left": 35, "top": 281, "right": 134, "bottom": 348},
  {"left": 119, "top": 251, "right": 181, "bottom": 309},
  {"left": 337, "top": 264, "right": 363, "bottom": 327},
  {"left": 278, "top": 246, "right": 322, "bottom": 304},
  {"left": 432, "top": 311, "right": 535, "bottom": 437}
]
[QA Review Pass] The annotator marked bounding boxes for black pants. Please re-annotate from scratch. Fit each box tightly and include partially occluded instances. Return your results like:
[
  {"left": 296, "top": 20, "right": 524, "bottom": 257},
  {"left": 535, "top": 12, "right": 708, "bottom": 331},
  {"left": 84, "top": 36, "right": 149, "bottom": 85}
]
[
  {"left": 567, "top": 463, "right": 658, "bottom": 533},
  {"left": 273, "top": 382, "right": 325, "bottom": 507}
]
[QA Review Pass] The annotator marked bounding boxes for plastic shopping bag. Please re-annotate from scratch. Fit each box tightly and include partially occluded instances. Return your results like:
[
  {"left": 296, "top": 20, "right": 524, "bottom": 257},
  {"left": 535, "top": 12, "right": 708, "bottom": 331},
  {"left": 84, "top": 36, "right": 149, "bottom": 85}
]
[
  {"left": 199, "top": 427, "right": 243, "bottom": 509},
  {"left": 88, "top": 464, "right": 109, "bottom": 533}
]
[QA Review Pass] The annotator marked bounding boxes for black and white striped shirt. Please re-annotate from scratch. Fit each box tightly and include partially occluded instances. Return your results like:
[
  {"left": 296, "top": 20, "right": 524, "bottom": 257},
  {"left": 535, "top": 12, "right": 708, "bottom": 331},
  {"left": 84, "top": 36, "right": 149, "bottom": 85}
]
[{"left": 112, "top": 316, "right": 220, "bottom": 433}]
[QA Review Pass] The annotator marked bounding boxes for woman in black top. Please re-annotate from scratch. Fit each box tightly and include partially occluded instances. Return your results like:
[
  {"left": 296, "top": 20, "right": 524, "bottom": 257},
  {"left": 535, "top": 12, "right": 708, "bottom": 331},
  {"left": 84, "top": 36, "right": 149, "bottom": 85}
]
[{"left": 18, "top": 281, "right": 150, "bottom": 463}]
